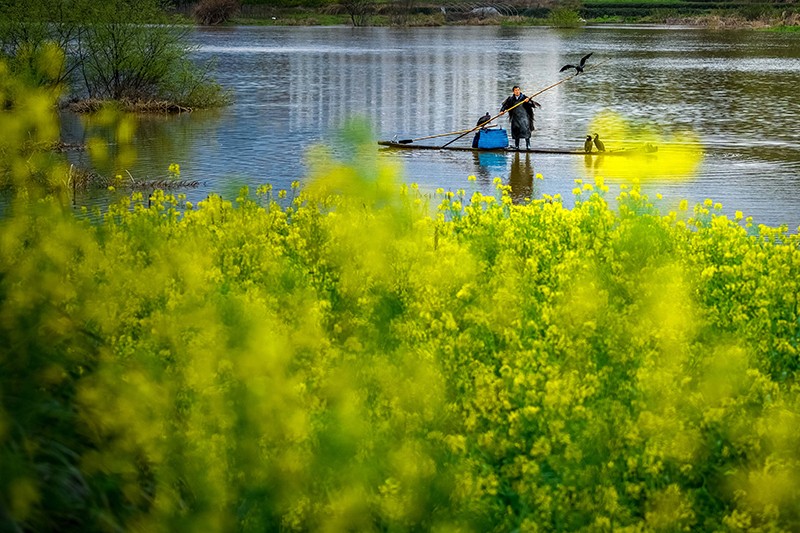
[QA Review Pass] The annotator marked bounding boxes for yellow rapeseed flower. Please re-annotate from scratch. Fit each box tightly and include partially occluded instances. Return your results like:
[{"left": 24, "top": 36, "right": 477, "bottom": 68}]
[
  {"left": 679, "top": 199, "right": 688, "bottom": 211},
  {"left": 588, "top": 110, "right": 703, "bottom": 181}
]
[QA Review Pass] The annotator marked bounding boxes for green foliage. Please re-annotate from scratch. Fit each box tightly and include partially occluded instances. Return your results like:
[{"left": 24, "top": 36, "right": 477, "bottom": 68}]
[
  {"left": 769, "top": 24, "right": 800, "bottom": 32},
  {"left": 547, "top": 8, "right": 584, "bottom": 27},
  {"left": 0, "top": 55, "right": 68, "bottom": 191},
  {"left": 581, "top": 1, "right": 790, "bottom": 22},
  {"left": 738, "top": 3, "right": 775, "bottom": 20},
  {"left": 81, "top": 22, "right": 187, "bottom": 101},
  {"left": 0, "top": 0, "right": 90, "bottom": 92},
  {"left": 159, "top": 60, "right": 232, "bottom": 108},
  {"left": 0, "top": 0, "right": 227, "bottom": 109},
  {"left": 4, "top": 74, "right": 800, "bottom": 531}
]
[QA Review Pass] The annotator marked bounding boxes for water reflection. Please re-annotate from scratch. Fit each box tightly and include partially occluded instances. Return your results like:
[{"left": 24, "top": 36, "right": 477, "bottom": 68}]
[
  {"left": 279, "top": 29, "right": 509, "bottom": 136},
  {"left": 472, "top": 152, "right": 505, "bottom": 185},
  {"left": 61, "top": 110, "right": 222, "bottom": 179},
  {"left": 508, "top": 152, "right": 535, "bottom": 202},
  {"left": 470, "top": 151, "right": 535, "bottom": 203}
]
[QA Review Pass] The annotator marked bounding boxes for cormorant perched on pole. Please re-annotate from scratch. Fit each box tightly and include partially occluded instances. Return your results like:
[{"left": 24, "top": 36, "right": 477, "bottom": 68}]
[
  {"left": 560, "top": 53, "right": 593, "bottom": 74},
  {"left": 584, "top": 135, "right": 593, "bottom": 153},
  {"left": 593, "top": 133, "right": 606, "bottom": 152},
  {"left": 472, "top": 112, "right": 493, "bottom": 148}
]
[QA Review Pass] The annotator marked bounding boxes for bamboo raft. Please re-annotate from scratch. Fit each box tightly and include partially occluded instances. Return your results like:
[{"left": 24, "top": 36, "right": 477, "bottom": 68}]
[{"left": 377, "top": 140, "right": 658, "bottom": 156}]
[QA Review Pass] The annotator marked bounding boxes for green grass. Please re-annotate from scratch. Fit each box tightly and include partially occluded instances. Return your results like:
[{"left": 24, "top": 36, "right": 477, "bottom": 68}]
[
  {"left": 500, "top": 17, "right": 550, "bottom": 27},
  {"left": 235, "top": 13, "right": 351, "bottom": 25},
  {"left": 766, "top": 23, "right": 800, "bottom": 31}
]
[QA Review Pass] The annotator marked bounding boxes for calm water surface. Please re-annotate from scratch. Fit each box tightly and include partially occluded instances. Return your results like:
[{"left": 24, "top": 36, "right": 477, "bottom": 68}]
[{"left": 62, "top": 25, "right": 800, "bottom": 229}]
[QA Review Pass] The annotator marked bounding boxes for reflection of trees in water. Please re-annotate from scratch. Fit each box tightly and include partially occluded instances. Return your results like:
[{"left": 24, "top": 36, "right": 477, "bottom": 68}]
[
  {"left": 60, "top": 109, "right": 223, "bottom": 178},
  {"left": 132, "top": 111, "right": 223, "bottom": 169},
  {"left": 508, "top": 151, "right": 533, "bottom": 203}
]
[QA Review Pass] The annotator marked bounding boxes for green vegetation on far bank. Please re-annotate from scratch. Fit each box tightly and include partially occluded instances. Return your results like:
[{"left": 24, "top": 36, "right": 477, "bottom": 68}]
[{"left": 234, "top": 0, "right": 800, "bottom": 28}]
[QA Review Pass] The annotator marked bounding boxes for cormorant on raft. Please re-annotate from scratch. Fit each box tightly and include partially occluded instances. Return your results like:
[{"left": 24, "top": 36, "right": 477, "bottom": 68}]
[
  {"left": 593, "top": 133, "right": 606, "bottom": 152},
  {"left": 560, "top": 53, "right": 593, "bottom": 74},
  {"left": 584, "top": 135, "right": 593, "bottom": 153}
]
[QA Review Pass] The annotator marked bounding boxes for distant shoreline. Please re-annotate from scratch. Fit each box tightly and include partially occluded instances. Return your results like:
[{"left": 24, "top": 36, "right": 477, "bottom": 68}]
[{"left": 228, "top": 7, "right": 800, "bottom": 30}]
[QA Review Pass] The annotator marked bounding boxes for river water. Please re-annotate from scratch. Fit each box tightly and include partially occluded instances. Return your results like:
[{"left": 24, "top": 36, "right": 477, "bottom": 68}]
[{"left": 61, "top": 25, "right": 800, "bottom": 229}]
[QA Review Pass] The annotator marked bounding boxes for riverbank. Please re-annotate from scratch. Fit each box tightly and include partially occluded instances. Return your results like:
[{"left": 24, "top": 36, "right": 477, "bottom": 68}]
[{"left": 232, "top": 4, "right": 800, "bottom": 29}]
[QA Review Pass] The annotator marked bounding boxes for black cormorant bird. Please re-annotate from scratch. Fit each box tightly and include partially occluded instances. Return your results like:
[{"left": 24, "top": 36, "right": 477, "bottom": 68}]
[
  {"left": 560, "top": 53, "right": 593, "bottom": 74},
  {"left": 476, "top": 112, "right": 491, "bottom": 127},
  {"left": 584, "top": 135, "right": 593, "bottom": 153},
  {"left": 593, "top": 133, "right": 605, "bottom": 152}
]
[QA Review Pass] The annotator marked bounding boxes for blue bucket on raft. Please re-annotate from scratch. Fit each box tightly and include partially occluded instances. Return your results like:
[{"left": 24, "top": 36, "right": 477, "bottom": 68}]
[{"left": 476, "top": 128, "right": 509, "bottom": 149}]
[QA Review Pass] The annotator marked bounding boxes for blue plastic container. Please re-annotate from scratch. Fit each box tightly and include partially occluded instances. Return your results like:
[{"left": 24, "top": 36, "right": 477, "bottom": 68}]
[{"left": 477, "top": 128, "right": 509, "bottom": 149}]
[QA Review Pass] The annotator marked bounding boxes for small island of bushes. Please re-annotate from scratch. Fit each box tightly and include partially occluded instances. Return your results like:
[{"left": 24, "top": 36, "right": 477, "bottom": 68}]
[{"left": 0, "top": 0, "right": 231, "bottom": 115}]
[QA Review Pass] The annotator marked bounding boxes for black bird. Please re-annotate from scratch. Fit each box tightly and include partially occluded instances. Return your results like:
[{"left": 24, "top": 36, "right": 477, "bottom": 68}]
[
  {"left": 593, "top": 133, "right": 605, "bottom": 152},
  {"left": 560, "top": 53, "right": 593, "bottom": 74},
  {"left": 584, "top": 135, "right": 593, "bottom": 153},
  {"left": 476, "top": 112, "right": 491, "bottom": 127}
]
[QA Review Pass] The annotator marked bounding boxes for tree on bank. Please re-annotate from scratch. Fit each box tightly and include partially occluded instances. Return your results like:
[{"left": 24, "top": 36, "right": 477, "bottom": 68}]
[
  {"left": 341, "top": 0, "right": 373, "bottom": 26},
  {"left": 0, "top": 0, "right": 229, "bottom": 110}
]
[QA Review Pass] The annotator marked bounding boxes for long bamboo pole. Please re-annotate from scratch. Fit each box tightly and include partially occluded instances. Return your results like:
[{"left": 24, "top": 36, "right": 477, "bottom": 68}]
[
  {"left": 396, "top": 127, "right": 476, "bottom": 144},
  {"left": 440, "top": 58, "right": 610, "bottom": 149}
]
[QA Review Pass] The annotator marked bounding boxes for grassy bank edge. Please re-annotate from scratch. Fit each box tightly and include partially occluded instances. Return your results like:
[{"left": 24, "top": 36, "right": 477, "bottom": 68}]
[{"left": 227, "top": 6, "right": 800, "bottom": 29}]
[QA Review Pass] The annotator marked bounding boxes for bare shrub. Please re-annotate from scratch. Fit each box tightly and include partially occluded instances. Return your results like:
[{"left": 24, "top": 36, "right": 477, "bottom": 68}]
[
  {"left": 192, "top": 0, "right": 241, "bottom": 25},
  {"left": 341, "top": 0, "right": 373, "bottom": 26}
]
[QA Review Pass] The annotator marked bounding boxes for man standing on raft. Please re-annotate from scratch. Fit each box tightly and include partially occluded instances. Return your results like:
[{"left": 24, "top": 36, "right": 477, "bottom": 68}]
[{"left": 499, "top": 85, "right": 541, "bottom": 150}]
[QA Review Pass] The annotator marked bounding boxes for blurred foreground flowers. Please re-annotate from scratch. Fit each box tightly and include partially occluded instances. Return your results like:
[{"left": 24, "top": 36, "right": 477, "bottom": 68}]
[
  {"left": 3, "top": 69, "right": 800, "bottom": 532},
  {"left": 586, "top": 109, "right": 704, "bottom": 180}
]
